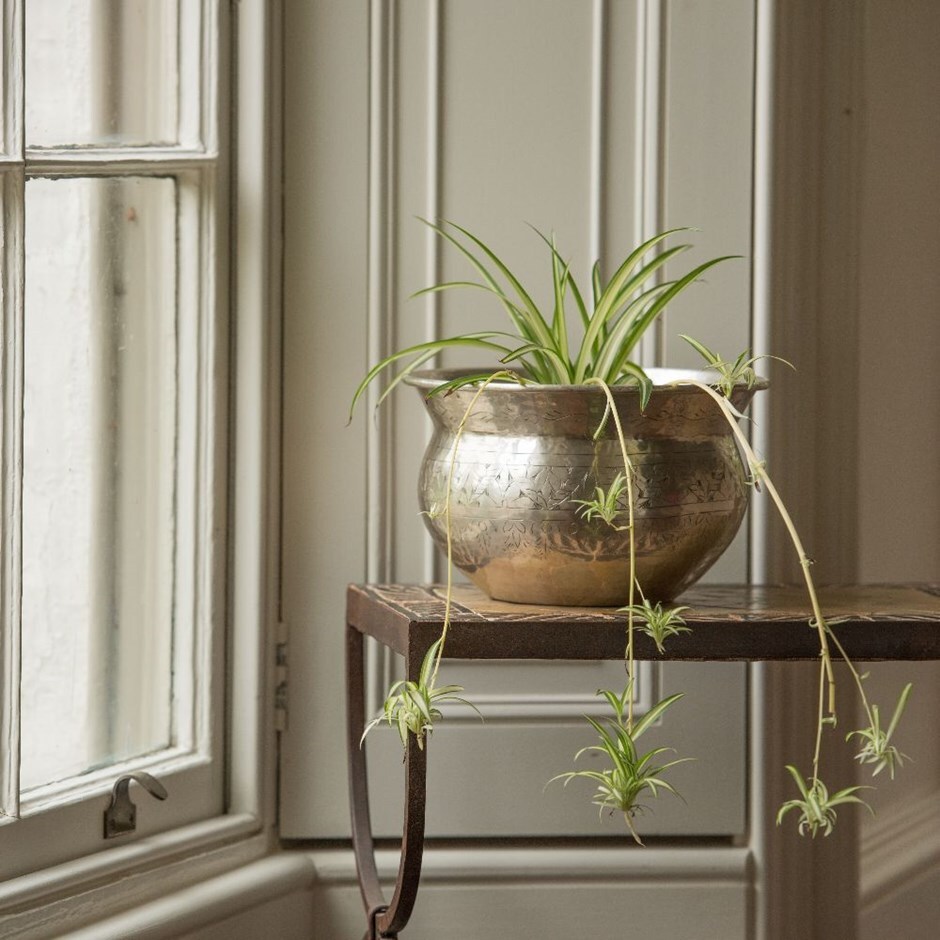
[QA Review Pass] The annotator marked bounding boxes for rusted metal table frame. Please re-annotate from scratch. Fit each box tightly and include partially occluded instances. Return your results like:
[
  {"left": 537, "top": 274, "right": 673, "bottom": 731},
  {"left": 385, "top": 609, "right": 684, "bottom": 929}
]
[{"left": 346, "top": 583, "right": 940, "bottom": 939}]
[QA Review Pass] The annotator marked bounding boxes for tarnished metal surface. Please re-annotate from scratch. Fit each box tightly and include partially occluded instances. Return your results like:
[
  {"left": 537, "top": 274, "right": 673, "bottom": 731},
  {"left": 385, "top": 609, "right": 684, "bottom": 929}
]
[{"left": 407, "top": 369, "right": 766, "bottom": 605}]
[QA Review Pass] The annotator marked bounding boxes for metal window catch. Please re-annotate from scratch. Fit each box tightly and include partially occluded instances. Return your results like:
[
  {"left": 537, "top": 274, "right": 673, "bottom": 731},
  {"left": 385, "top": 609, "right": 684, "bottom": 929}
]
[{"left": 103, "top": 772, "right": 168, "bottom": 839}]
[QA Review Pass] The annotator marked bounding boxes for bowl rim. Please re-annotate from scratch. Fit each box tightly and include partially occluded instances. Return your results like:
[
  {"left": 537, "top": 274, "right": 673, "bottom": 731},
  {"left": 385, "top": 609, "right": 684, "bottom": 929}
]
[{"left": 403, "top": 366, "right": 769, "bottom": 393}]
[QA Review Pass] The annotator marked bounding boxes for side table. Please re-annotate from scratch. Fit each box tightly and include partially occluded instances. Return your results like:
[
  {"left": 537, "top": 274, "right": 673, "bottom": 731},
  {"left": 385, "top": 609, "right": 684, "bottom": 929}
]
[{"left": 346, "top": 583, "right": 940, "bottom": 940}]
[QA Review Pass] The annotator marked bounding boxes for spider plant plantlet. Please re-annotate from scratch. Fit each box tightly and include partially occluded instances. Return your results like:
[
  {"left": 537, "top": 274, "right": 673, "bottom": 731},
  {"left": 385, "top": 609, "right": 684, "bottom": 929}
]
[
  {"left": 361, "top": 639, "right": 481, "bottom": 752},
  {"left": 679, "top": 334, "right": 793, "bottom": 398},
  {"left": 620, "top": 597, "right": 692, "bottom": 655},
  {"left": 776, "top": 764, "right": 872, "bottom": 838},
  {"left": 824, "top": 625, "right": 914, "bottom": 779},
  {"left": 573, "top": 472, "right": 629, "bottom": 529},
  {"left": 548, "top": 684, "right": 692, "bottom": 846},
  {"left": 846, "top": 684, "right": 912, "bottom": 779}
]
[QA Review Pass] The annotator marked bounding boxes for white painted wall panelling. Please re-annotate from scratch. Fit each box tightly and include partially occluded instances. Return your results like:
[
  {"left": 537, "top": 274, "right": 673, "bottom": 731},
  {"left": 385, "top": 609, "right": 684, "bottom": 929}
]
[{"left": 281, "top": 0, "right": 758, "bottom": 843}]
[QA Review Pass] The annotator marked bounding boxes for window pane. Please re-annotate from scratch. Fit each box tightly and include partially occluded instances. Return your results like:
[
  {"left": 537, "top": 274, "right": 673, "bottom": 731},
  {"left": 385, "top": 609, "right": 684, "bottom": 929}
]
[
  {"left": 26, "top": 0, "right": 197, "bottom": 148},
  {"left": 21, "top": 176, "right": 177, "bottom": 791}
]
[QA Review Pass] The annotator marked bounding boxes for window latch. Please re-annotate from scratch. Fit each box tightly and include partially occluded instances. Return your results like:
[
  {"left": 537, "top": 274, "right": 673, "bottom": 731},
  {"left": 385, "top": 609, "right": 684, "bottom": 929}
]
[{"left": 103, "top": 772, "right": 168, "bottom": 839}]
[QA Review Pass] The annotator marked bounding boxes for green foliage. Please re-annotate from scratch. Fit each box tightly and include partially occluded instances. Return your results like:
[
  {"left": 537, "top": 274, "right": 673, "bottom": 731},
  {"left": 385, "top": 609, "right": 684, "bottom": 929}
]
[
  {"left": 573, "top": 472, "right": 629, "bottom": 529},
  {"left": 776, "top": 765, "right": 872, "bottom": 837},
  {"left": 847, "top": 682, "right": 913, "bottom": 779},
  {"left": 620, "top": 598, "right": 692, "bottom": 654},
  {"left": 549, "top": 684, "right": 690, "bottom": 845},
  {"left": 360, "top": 640, "right": 481, "bottom": 751},
  {"left": 349, "top": 221, "right": 737, "bottom": 417},
  {"left": 679, "top": 334, "right": 791, "bottom": 398}
]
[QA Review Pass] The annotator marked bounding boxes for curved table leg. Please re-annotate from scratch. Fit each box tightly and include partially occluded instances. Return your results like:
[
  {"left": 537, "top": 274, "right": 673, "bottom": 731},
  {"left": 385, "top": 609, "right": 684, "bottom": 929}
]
[{"left": 347, "top": 623, "right": 428, "bottom": 939}]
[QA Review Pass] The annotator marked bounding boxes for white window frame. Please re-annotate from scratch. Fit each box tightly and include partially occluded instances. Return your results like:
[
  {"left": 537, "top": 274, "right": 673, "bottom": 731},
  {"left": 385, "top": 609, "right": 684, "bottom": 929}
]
[
  {"left": 4, "top": 0, "right": 225, "bottom": 870},
  {"left": 0, "top": 0, "right": 280, "bottom": 930}
]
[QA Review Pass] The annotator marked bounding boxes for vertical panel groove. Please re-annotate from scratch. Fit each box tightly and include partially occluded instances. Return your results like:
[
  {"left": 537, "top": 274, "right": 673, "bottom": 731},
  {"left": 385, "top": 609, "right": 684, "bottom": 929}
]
[
  {"left": 635, "top": 0, "right": 665, "bottom": 367},
  {"left": 385, "top": 1, "right": 400, "bottom": 581},
  {"left": 748, "top": 4, "right": 775, "bottom": 935},
  {"left": 0, "top": 0, "right": 24, "bottom": 818},
  {"left": 749, "top": 0, "right": 773, "bottom": 588},
  {"left": 365, "top": 0, "right": 395, "bottom": 706},
  {"left": 424, "top": 0, "right": 442, "bottom": 584},
  {"left": 588, "top": 0, "right": 608, "bottom": 270},
  {"left": 366, "top": 0, "right": 393, "bottom": 585}
]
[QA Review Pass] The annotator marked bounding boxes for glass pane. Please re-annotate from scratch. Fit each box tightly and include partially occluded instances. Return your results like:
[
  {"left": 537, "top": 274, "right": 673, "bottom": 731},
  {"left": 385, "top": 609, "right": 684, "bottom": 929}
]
[
  {"left": 26, "top": 0, "right": 194, "bottom": 147},
  {"left": 21, "top": 176, "right": 177, "bottom": 791}
]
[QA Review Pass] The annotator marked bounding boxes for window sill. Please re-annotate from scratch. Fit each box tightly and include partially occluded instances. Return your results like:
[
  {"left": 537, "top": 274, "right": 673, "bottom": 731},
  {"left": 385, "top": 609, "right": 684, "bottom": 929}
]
[{"left": 0, "top": 813, "right": 266, "bottom": 939}]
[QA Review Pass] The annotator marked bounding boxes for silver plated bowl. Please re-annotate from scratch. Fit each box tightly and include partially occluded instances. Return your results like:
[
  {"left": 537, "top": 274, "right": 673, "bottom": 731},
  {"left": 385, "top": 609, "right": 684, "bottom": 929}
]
[{"left": 407, "top": 368, "right": 766, "bottom": 606}]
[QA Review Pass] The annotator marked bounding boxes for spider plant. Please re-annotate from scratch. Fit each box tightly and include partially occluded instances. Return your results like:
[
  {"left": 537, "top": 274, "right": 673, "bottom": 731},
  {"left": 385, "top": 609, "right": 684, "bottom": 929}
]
[
  {"left": 679, "top": 334, "right": 791, "bottom": 398},
  {"left": 776, "top": 765, "right": 872, "bottom": 838},
  {"left": 361, "top": 639, "right": 481, "bottom": 751},
  {"left": 349, "top": 220, "right": 735, "bottom": 418},
  {"left": 549, "top": 684, "right": 691, "bottom": 845},
  {"left": 620, "top": 597, "right": 692, "bottom": 655},
  {"left": 826, "top": 625, "right": 914, "bottom": 779},
  {"left": 573, "top": 472, "right": 629, "bottom": 529},
  {"left": 846, "top": 683, "right": 913, "bottom": 779},
  {"left": 350, "top": 219, "right": 913, "bottom": 842}
]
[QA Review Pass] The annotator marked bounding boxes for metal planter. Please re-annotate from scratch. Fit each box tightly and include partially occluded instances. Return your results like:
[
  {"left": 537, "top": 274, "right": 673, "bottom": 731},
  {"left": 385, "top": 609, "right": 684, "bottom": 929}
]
[{"left": 407, "top": 368, "right": 765, "bottom": 606}]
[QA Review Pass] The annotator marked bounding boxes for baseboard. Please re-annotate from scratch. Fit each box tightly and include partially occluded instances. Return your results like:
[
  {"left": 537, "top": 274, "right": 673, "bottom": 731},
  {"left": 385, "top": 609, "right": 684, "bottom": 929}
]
[
  {"left": 308, "top": 843, "right": 750, "bottom": 885},
  {"left": 307, "top": 845, "right": 753, "bottom": 940}
]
